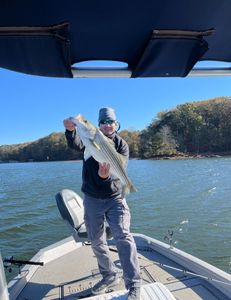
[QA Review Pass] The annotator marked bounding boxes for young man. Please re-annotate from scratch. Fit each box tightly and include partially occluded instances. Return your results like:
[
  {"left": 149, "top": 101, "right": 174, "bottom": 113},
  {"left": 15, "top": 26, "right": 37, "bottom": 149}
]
[{"left": 63, "top": 107, "right": 141, "bottom": 300}]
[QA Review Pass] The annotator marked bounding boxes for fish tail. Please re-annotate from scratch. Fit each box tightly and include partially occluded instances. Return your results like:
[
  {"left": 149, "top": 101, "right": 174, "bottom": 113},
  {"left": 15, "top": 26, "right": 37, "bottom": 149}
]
[
  {"left": 130, "top": 183, "right": 138, "bottom": 193},
  {"left": 123, "top": 182, "right": 138, "bottom": 194}
]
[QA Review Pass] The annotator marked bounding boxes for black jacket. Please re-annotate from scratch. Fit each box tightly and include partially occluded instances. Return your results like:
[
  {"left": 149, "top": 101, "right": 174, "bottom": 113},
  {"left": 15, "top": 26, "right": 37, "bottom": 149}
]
[{"left": 65, "top": 129, "right": 129, "bottom": 199}]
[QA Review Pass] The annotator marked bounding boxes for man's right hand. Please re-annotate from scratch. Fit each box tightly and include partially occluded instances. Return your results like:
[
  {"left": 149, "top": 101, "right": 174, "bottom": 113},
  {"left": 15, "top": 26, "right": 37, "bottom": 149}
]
[
  {"left": 63, "top": 118, "right": 76, "bottom": 131},
  {"left": 63, "top": 114, "right": 84, "bottom": 131}
]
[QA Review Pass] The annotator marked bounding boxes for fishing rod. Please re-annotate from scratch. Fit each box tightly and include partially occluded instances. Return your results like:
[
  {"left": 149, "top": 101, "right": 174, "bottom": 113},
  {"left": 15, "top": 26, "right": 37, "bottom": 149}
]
[{"left": 4, "top": 256, "right": 44, "bottom": 274}]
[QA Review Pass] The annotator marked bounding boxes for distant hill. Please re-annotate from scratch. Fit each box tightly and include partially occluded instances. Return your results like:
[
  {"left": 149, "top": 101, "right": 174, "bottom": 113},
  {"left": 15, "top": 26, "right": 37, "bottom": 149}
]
[
  {"left": 0, "top": 130, "right": 141, "bottom": 163},
  {"left": 0, "top": 132, "right": 82, "bottom": 162},
  {"left": 1, "top": 97, "right": 231, "bottom": 162}
]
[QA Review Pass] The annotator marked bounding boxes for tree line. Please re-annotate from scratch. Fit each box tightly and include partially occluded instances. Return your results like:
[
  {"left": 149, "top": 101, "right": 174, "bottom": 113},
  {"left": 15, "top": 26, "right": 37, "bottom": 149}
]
[
  {"left": 139, "top": 96, "right": 231, "bottom": 158},
  {"left": 0, "top": 97, "right": 231, "bottom": 162}
]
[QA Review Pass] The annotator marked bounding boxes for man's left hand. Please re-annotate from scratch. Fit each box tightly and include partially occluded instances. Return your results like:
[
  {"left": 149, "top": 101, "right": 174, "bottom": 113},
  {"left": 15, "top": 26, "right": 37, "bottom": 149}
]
[{"left": 98, "top": 162, "right": 110, "bottom": 179}]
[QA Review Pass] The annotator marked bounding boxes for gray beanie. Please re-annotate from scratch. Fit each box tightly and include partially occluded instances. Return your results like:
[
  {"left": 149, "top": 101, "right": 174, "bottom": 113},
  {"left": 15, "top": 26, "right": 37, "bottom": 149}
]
[{"left": 98, "top": 107, "right": 116, "bottom": 122}]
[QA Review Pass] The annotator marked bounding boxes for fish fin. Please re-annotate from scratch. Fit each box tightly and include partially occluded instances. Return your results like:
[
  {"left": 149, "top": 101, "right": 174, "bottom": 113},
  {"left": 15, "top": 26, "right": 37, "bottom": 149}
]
[
  {"left": 103, "top": 134, "right": 127, "bottom": 168},
  {"left": 117, "top": 153, "right": 128, "bottom": 169},
  {"left": 84, "top": 149, "right": 92, "bottom": 161},
  {"left": 104, "top": 135, "right": 128, "bottom": 167},
  {"left": 91, "top": 140, "right": 101, "bottom": 150},
  {"left": 90, "top": 131, "right": 101, "bottom": 150},
  {"left": 130, "top": 183, "right": 138, "bottom": 193}
]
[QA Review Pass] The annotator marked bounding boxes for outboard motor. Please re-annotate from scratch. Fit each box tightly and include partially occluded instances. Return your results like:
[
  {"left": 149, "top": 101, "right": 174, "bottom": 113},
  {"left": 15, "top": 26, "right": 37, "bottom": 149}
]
[
  {"left": 0, "top": 252, "right": 9, "bottom": 300},
  {"left": 56, "top": 189, "right": 112, "bottom": 243}
]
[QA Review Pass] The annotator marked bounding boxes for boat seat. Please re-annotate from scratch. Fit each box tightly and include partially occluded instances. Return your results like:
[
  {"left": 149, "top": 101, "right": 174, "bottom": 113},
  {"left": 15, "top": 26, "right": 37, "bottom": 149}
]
[
  {"left": 56, "top": 189, "right": 112, "bottom": 243},
  {"left": 86, "top": 282, "right": 176, "bottom": 300}
]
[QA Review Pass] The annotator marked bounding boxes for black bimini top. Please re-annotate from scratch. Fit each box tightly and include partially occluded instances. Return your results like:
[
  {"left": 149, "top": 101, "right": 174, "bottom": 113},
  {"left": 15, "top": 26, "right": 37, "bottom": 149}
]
[{"left": 0, "top": 0, "right": 231, "bottom": 78}]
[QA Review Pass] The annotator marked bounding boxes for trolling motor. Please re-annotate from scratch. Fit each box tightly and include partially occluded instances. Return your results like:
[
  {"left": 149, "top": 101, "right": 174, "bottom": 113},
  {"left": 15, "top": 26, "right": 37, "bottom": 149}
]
[{"left": 3, "top": 256, "right": 44, "bottom": 275}]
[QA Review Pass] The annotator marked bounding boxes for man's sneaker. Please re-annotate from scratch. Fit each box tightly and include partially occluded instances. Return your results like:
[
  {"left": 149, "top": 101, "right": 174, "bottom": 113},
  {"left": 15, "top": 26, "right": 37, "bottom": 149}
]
[
  {"left": 127, "top": 287, "right": 141, "bottom": 300},
  {"left": 91, "top": 274, "right": 120, "bottom": 295}
]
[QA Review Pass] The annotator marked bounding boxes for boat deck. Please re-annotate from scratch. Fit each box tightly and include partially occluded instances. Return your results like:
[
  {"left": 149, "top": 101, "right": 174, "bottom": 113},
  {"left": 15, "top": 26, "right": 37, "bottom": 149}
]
[{"left": 8, "top": 236, "right": 230, "bottom": 300}]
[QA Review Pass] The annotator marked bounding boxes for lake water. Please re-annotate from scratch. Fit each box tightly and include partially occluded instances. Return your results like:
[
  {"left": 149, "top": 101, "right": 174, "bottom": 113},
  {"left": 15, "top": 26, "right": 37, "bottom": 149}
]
[{"left": 1, "top": 158, "right": 231, "bottom": 282}]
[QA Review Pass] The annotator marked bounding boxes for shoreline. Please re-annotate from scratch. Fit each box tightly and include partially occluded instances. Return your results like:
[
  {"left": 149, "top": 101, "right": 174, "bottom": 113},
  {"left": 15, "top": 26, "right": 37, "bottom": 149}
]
[
  {"left": 1, "top": 152, "right": 231, "bottom": 164},
  {"left": 149, "top": 152, "right": 231, "bottom": 160}
]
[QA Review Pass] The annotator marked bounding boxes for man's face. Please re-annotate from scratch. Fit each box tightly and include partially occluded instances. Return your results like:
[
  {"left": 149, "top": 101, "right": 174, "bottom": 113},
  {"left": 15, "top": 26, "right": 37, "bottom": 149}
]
[{"left": 99, "top": 120, "right": 117, "bottom": 136}]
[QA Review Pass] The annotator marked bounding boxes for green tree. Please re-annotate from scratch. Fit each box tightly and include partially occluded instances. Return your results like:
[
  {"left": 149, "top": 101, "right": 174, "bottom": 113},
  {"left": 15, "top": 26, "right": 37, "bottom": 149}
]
[{"left": 119, "top": 130, "right": 140, "bottom": 158}]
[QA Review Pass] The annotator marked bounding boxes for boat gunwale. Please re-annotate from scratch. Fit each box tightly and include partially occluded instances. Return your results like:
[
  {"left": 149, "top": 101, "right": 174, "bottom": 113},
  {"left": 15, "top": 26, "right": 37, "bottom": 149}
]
[{"left": 133, "top": 233, "right": 231, "bottom": 298}]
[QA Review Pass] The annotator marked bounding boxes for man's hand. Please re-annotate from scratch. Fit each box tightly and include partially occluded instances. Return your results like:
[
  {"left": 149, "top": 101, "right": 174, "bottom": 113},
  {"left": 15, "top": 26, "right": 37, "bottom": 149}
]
[
  {"left": 98, "top": 162, "right": 110, "bottom": 179},
  {"left": 63, "top": 114, "right": 83, "bottom": 131},
  {"left": 63, "top": 118, "right": 76, "bottom": 131}
]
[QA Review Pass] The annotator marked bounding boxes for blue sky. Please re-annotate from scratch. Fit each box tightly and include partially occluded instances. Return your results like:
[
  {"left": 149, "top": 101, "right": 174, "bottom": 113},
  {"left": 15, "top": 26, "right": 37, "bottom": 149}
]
[{"left": 1, "top": 67, "right": 231, "bottom": 145}]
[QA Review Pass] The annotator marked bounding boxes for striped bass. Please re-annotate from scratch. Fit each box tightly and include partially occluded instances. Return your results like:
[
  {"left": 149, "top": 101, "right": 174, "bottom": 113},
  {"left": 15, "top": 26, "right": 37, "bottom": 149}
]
[{"left": 70, "top": 116, "right": 137, "bottom": 194}]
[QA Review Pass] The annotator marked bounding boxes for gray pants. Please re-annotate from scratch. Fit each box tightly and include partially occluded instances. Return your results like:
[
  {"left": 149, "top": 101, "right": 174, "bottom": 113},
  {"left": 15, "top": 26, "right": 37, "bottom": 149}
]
[{"left": 83, "top": 194, "right": 141, "bottom": 289}]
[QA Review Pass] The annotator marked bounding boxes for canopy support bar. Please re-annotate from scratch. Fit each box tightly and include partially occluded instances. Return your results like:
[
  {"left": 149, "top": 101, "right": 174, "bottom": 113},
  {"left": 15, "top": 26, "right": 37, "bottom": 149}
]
[
  {"left": 71, "top": 67, "right": 131, "bottom": 78},
  {"left": 72, "top": 67, "right": 231, "bottom": 78}
]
